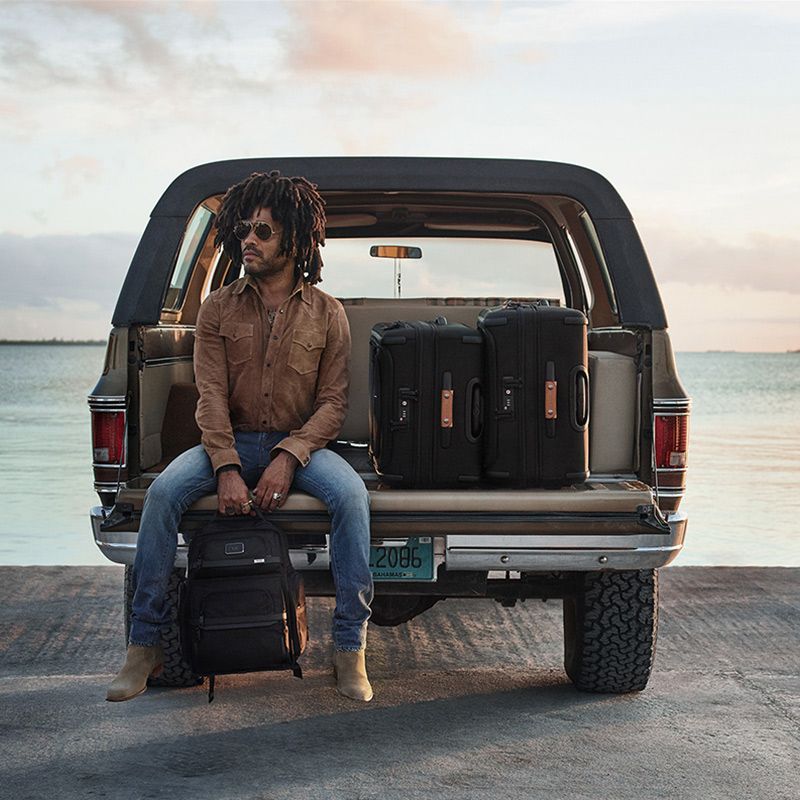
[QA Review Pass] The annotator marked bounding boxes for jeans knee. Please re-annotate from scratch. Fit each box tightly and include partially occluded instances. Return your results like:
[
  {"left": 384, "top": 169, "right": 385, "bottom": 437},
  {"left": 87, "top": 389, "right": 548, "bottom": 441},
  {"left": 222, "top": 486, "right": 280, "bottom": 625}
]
[
  {"left": 339, "top": 479, "right": 369, "bottom": 511},
  {"left": 142, "top": 478, "right": 170, "bottom": 512},
  {"left": 326, "top": 481, "right": 368, "bottom": 520},
  {"left": 141, "top": 473, "right": 188, "bottom": 522}
]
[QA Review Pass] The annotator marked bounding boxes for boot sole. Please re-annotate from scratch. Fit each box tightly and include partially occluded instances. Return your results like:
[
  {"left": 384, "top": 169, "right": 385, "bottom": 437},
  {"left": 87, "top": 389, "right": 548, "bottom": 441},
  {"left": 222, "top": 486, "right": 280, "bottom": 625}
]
[
  {"left": 105, "top": 664, "right": 164, "bottom": 703},
  {"left": 335, "top": 686, "right": 374, "bottom": 702}
]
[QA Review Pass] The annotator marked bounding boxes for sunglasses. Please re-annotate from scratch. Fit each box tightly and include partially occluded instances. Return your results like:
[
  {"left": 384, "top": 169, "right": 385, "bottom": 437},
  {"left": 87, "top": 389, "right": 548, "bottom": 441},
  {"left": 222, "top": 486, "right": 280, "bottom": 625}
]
[{"left": 233, "top": 220, "right": 280, "bottom": 242}]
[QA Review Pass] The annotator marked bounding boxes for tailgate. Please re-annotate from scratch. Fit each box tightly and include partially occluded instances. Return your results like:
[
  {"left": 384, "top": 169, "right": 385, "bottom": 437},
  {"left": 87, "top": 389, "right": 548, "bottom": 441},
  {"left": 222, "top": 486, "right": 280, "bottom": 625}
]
[
  {"left": 97, "top": 478, "right": 683, "bottom": 572},
  {"left": 107, "top": 478, "right": 666, "bottom": 537}
]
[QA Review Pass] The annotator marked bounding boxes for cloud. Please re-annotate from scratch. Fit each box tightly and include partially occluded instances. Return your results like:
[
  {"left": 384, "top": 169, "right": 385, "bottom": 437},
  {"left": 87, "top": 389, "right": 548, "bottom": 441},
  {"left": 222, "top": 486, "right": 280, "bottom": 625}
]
[
  {"left": 642, "top": 226, "right": 800, "bottom": 295},
  {"left": 0, "top": 0, "right": 475, "bottom": 149},
  {"left": 659, "top": 281, "right": 800, "bottom": 352},
  {"left": 0, "top": 232, "right": 137, "bottom": 312},
  {"left": 474, "top": 0, "right": 686, "bottom": 47},
  {"left": 0, "top": 299, "right": 112, "bottom": 340},
  {"left": 0, "top": 1, "right": 274, "bottom": 134},
  {"left": 283, "top": 1, "right": 477, "bottom": 75},
  {"left": 42, "top": 156, "right": 104, "bottom": 193},
  {"left": 478, "top": 0, "right": 800, "bottom": 50},
  {"left": 69, "top": 1, "right": 190, "bottom": 78},
  {"left": 0, "top": 29, "right": 84, "bottom": 88}
]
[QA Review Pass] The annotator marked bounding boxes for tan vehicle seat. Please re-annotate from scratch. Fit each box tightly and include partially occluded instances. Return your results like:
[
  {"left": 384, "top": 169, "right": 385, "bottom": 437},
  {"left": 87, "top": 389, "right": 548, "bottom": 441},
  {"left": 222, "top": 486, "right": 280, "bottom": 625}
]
[{"left": 156, "top": 300, "right": 638, "bottom": 477}]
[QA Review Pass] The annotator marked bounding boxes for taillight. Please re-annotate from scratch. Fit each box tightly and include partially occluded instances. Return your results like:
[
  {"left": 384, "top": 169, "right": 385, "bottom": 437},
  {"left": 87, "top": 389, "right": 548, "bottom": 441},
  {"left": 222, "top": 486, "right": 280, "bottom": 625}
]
[
  {"left": 91, "top": 410, "right": 126, "bottom": 465},
  {"left": 655, "top": 414, "right": 689, "bottom": 468},
  {"left": 653, "top": 399, "right": 690, "bottom": 506}
]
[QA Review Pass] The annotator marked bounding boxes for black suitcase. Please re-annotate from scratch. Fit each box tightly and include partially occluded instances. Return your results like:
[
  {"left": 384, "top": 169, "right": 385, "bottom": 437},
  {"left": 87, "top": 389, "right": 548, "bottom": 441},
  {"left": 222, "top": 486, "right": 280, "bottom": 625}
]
[
  {"left": 369, "top": 317, "right": 483, "bottom": 487},
  {"left": 478, "top": 301, "right": 590, "bottom": 487},
  {"left": 180, "top": 511, "right": 307, "bottom": 701}
]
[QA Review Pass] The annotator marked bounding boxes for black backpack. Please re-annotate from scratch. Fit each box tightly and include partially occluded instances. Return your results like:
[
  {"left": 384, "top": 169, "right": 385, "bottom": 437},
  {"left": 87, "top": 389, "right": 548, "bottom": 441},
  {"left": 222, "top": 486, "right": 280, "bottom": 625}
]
[{"left": 180, "top": 510, "right": 307, "bottom": 702}]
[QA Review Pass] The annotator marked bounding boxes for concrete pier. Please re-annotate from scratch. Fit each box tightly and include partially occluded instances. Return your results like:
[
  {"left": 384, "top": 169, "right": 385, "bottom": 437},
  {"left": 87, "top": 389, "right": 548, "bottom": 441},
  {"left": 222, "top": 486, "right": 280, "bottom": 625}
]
[{"left": 1, "top": 566, "right": 798, "bottom": 799}]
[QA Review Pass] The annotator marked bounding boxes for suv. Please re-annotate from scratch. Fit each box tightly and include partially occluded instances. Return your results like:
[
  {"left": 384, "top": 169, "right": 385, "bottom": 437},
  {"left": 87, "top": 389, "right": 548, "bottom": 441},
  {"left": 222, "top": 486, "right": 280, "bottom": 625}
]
[{"left": 89, "top": 157, "right": 690, "bottom": 693}]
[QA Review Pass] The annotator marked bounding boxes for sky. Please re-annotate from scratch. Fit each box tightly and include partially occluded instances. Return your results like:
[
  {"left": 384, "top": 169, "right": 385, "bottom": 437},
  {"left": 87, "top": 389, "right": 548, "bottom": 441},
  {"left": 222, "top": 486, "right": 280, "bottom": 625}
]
[{"left": 1, "top": 0, "right": 798, "bottom": 351}]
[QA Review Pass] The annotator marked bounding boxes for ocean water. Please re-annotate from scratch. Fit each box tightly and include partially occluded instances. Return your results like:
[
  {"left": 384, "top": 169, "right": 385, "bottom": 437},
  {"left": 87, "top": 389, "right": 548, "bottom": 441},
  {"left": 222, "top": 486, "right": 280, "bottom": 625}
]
[{"left": 0, "top": 345, "right": 798, "bottom": 566}]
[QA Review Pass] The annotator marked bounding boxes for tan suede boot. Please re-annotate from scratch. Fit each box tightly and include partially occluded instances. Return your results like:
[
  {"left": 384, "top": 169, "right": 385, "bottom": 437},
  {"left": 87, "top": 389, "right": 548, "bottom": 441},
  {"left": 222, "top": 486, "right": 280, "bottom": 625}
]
[
  {"left": 106, "top": 644, "right": 165, "bottom": 702},
  {"left": 333, "top": 649, "right": 373, "bottom": 702}
]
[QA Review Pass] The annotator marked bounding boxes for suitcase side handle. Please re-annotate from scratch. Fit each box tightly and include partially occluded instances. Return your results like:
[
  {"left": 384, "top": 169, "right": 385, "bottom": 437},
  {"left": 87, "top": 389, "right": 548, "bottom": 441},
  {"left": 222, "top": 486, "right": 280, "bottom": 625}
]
[
  {"left": 465, "top": 377, "right": 483, "bottom": 442},
  {"left": 570, "top": 365, "right": 590, "bottom": 431}
]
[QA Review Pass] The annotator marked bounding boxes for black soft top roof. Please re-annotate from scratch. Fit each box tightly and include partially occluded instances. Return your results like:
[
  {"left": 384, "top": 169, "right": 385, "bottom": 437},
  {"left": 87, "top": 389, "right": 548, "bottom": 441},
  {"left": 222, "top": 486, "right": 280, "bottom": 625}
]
[{"left": 113, "top": 157, "right": 666, "bottom": 327}]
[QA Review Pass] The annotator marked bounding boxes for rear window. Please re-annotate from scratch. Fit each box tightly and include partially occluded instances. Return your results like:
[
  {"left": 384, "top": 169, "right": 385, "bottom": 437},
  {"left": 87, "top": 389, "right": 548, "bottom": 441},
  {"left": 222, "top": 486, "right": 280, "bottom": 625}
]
[
  {"left": 319, "top": 237, "right": 564, "bottom": 302},
  {"left": 163, "top": 205, "right": 215, "bottom": 311}
]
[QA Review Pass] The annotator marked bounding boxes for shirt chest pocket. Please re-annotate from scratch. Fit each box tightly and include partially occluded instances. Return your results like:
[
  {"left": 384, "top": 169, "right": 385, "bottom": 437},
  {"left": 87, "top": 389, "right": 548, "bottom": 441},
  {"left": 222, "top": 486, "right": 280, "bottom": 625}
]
[
  {"left": 287, "top": 330, "right": 326, "bottom": 375},
  {"left": 220, "top": 322, "right": 254, "bottom": 365}
]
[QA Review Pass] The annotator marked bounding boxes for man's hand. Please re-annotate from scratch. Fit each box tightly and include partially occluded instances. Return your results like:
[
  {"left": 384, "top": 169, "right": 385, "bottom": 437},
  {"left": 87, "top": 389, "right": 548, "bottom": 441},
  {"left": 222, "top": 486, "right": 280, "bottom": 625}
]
[
  {"left": 217, "top": 469, "right": 254, "bottom": 516},
  {"left": 253, "top": 451, "right": 298, "bottom": 512}
]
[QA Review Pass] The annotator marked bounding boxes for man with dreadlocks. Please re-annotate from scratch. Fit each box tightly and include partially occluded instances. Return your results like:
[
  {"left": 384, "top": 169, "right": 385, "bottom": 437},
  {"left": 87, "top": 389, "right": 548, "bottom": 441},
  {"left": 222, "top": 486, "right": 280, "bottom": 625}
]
[{"left": 107, "top": 171, "right": 374, "bottom": 703}]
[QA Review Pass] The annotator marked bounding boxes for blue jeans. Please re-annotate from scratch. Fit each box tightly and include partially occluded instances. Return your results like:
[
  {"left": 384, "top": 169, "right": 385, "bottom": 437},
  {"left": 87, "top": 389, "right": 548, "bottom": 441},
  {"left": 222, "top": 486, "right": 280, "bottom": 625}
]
[{"left": 130, "top": 432, "right": 373, "bottom": 651}]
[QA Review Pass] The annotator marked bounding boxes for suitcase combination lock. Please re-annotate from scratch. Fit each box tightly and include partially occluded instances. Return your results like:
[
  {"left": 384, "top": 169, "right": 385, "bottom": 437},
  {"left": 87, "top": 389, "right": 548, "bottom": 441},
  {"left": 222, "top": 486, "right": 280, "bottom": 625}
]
[
  {"left": 501, "top": 377, "right": 521, "bottom": 414},
  {"left": 393, "top": 388, "right": 418, "bottom": 429}
]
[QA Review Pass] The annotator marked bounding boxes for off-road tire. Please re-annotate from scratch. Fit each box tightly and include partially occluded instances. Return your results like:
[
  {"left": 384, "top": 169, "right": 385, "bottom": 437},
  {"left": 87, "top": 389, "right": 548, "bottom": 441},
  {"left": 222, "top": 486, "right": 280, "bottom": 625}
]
[
  {"left": 123, "top": 565, "right": 202, "bottom": 688},
  {"left": 563, "top": 569, "right": 658, "bottom": 693}
]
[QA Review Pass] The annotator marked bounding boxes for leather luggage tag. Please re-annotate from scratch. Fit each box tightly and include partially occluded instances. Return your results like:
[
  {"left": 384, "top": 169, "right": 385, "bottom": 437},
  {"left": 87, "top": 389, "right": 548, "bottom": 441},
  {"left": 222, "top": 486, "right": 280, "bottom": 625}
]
[
  {"left": 544, "top": 381, "right": 558, "bottom": 419},
  {"left": 441, "top": 390, "right": 454, "bottom": 428}
]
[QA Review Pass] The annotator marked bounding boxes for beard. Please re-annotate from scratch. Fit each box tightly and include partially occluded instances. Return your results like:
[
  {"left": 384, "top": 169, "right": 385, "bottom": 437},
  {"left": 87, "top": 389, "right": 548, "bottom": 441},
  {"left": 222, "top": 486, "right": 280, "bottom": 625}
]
[{"left": 242, "top": 249, "right": 293, "bottom": 279}]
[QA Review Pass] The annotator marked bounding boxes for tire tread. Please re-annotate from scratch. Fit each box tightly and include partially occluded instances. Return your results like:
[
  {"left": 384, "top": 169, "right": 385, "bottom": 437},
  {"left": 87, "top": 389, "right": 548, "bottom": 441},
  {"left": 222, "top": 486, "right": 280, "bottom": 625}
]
[{"left": 564, "top": 569, "right": 658, "bottom": 694}]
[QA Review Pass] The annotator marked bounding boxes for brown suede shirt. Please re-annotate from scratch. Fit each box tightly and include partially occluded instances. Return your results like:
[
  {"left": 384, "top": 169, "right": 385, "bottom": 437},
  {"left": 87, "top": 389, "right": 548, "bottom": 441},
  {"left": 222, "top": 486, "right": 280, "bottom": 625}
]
[{"left": 194, "top": 274, "right": 351, "bottom": 472}]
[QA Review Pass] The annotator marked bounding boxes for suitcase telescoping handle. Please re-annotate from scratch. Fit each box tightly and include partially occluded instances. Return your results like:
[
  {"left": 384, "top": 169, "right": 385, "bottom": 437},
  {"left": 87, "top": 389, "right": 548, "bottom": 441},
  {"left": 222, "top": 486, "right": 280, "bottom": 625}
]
[{"left": 504, "top": 299, "right": 550, "bottom": 310}]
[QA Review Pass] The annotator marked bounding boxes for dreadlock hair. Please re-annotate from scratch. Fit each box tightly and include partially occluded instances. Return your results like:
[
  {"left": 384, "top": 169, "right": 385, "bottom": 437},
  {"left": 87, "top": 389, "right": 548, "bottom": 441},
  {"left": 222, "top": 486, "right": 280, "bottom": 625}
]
[{"left": 214, "top": 170, "right": 326, "bottom": 284}]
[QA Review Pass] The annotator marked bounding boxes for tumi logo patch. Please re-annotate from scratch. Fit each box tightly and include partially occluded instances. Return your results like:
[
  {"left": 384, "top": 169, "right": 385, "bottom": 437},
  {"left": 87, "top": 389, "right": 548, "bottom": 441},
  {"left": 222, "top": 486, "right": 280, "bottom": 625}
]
[{"left": 224, "top": 542, "right": 245, "bottom": 555}]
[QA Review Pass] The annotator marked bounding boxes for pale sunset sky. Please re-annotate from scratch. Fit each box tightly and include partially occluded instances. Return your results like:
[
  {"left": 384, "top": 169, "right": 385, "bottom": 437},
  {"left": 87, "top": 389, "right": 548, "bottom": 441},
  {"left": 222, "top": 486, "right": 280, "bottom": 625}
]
[{"left": 1, "top": 0, "right": 798, "bottom": 351}]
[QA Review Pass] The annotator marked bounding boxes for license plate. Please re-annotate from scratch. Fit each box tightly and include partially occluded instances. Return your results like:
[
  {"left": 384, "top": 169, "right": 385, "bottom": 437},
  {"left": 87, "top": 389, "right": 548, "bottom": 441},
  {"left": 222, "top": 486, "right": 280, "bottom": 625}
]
[{"left": 369, "top": 537, "right": 434, "bottom": 581}]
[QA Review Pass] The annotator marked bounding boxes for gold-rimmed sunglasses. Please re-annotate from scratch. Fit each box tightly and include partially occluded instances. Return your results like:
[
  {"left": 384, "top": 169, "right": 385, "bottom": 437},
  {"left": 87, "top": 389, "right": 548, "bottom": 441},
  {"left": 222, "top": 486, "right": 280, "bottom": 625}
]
[{"left": 233, "top": 220, "right": 280, "bottom": 242}]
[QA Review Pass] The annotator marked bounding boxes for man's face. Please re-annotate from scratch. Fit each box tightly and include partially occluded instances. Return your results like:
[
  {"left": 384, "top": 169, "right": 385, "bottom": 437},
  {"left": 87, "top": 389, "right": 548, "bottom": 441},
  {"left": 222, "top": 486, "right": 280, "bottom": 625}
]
[{"left": 239, "top": 206, "right": 293, "bottom": 279}]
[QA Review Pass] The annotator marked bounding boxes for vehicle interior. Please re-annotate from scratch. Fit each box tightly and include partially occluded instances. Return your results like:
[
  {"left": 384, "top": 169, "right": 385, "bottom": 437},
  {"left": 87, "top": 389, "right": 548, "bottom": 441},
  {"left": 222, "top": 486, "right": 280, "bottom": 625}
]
[{"left": 118, "top": 189, "right": 661, "bottom": 532}]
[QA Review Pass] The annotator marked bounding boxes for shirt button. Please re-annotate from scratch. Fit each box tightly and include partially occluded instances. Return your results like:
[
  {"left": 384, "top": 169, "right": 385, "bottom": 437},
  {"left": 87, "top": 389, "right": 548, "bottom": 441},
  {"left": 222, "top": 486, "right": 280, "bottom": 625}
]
[
  {"left": 262, "top": 420, "right": 267, "bottom": 425},
  {"left": 264, "top": 392, "right": 269, "bottom": 397},
  {"left": 266, "top": 362, "right": 271, "bottom": 367},
  {"left": 272, "top": 335, "right": 278, "bottom": 340}
]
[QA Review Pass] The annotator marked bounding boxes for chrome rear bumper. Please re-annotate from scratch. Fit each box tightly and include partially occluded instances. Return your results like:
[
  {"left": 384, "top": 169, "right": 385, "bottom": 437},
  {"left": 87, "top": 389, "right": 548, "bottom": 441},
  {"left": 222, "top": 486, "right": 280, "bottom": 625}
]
[{"left": 90, "top": 507, "right": 687, "bottom": 572}]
